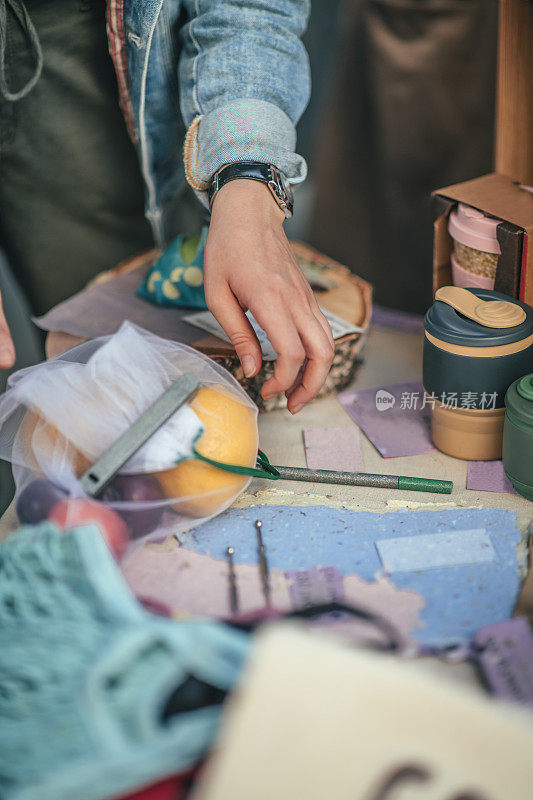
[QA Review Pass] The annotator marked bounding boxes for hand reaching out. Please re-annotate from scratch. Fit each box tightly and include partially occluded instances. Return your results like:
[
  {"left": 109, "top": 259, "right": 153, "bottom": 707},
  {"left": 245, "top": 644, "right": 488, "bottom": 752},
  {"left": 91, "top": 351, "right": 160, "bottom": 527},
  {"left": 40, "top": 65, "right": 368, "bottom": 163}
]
[
  {"left": 0, "top": 290, "right": 15, "bottom": 370},
  {"left": 204, "top": 179, "right": 334, "bottom": 413}
]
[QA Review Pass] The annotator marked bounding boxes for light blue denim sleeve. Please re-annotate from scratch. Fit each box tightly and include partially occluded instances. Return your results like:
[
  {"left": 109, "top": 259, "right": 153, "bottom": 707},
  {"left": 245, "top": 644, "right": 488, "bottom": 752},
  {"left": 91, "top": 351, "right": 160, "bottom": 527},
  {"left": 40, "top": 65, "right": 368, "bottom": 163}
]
[{"left": 179, "top": 0, "right": 310, "bottom": 198}]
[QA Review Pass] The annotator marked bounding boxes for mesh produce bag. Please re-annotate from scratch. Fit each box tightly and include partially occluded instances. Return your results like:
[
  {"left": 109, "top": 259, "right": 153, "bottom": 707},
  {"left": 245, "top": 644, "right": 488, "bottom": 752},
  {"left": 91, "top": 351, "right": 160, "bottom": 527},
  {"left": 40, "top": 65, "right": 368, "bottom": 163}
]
[{"left": 0, "top": 323, "right": 262, "bottom": 543}]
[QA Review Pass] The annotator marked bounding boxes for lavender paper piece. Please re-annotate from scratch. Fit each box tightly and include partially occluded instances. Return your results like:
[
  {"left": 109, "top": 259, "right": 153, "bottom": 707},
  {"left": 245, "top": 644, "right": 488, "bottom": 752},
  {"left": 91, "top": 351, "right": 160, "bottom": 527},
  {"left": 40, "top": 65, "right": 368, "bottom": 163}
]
[
  {"left": 123, "top": 542, "right": 292, "bottom": 618},
  {"left": 303, "top": 427, "right": 364, "bottom": 472},
  {"left": 338, "top": 381, "right": 434, "bottom": 457},
  {"left": 124, "top": 545, "right": 424, "bottom": 648},
  {"left": 474, "top": 617, "right": 533, "bottom": 705},
  {"left": 467, "top": 460, "right": 517, "bottom": 494},
  {"left": 371, "top": 304, "right": 425, "bottom": 334},
  {"left": 286, "top": 566, "right": 343, "bottom": 608},
  {"left": 343, "top": 575, "right": 424, "bottom": 647},
  {"left": 287, "top": 567, "right": 415, "bottom": 647},
  {"left": 376, "top": 529, "right": 495, "bottom": 573},
  {"left": 34, "top": 263, "right": 204, "bottom": 344}
]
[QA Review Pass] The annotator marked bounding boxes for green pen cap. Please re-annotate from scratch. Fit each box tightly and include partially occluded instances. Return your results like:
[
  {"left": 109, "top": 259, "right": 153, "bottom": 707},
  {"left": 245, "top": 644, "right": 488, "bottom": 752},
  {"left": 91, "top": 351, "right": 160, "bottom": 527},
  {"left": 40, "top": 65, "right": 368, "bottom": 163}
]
[{"left": 398, "top": 476, "right": 453, "bottom": 495}]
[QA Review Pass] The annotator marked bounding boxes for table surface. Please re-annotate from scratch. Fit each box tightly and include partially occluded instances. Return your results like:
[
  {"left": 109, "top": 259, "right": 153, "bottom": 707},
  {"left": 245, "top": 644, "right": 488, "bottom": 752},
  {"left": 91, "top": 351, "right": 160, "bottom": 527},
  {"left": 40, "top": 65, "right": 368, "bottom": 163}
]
[
  {"left": 2, "top": 321, "right": 530, "bottom": 693},
  {"left": 254, "top": 324, "right": 532, "bottom": 524}
]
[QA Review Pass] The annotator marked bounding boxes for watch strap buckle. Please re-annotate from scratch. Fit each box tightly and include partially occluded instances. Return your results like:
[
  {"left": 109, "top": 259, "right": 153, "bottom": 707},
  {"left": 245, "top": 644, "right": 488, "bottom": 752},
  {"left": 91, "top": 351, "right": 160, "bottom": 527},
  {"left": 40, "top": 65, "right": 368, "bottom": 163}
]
[{"left": 267, "top": 165, "right": 288, "bottom": 210}]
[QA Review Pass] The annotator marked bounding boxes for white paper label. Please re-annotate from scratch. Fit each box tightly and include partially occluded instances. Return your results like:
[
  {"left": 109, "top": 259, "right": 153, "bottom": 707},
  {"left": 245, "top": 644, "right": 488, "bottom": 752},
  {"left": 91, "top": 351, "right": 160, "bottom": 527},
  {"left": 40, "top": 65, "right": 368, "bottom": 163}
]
[{"left": 184, "top": 308, "right": 363, "bottom": 361}]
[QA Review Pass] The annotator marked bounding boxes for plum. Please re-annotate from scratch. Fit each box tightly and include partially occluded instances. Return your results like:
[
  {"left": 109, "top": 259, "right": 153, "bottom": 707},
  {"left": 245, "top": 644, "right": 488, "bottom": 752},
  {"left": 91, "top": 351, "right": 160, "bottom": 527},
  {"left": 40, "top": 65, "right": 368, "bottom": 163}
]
[
  {"left": 101, "top": 474, "right": 165, "bottom": 538},
  {"left": 16, "top": 478, "right": 67, "bottom": 525}
]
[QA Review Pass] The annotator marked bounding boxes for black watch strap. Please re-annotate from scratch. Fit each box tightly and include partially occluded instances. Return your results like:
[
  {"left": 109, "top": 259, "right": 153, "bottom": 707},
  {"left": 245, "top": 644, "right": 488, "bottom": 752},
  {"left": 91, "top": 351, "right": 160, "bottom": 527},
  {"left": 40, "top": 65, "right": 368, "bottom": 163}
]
[{"left": 208, "top": 161, "right": 294, "bottom": 218}]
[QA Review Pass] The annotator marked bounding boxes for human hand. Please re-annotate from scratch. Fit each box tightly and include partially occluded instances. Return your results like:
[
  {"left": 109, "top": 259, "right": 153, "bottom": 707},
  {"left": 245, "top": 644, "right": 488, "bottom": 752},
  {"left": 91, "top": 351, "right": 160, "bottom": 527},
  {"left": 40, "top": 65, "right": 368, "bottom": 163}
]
[
  {"left": 204, "top": 179, "right": 334, "bottom": 413},
  {"left": 0, "top": 291, "right": 15, "bottom": 369}
]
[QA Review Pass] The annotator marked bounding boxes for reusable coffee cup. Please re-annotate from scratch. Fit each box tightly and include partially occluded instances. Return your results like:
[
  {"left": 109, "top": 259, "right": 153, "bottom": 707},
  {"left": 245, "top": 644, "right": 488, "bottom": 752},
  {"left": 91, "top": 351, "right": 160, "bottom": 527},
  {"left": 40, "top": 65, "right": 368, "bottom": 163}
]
[
  {"left": 423, "top": 286, "right": 533, "bottom": 460},
  {"left": 448, "top": 203, "right": 501, "bottom": 290},
  {"left": 503, "top": 374, "right": 533, "bottom": 500}
]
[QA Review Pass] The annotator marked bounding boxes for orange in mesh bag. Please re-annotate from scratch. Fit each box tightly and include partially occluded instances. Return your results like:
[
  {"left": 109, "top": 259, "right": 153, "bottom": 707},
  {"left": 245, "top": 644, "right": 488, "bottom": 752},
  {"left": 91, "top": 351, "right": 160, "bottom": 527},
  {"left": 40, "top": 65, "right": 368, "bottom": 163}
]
[
  {"left": 0, "top": 323, "right": 262, "bottom": 540},
  {"left": 15, "top": 410, "right": 92, "bottom": 478},
  {"left": 155, "top": 385, "right": 258, "bottom": 517}
]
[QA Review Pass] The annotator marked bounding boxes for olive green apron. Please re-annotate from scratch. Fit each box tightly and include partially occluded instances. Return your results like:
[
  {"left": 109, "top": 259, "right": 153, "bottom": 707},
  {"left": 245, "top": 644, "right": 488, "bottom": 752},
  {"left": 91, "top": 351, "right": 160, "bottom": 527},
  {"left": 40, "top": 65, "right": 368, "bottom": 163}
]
[{"left": 0, "top": 0, "right": 154, "bottom": 315}]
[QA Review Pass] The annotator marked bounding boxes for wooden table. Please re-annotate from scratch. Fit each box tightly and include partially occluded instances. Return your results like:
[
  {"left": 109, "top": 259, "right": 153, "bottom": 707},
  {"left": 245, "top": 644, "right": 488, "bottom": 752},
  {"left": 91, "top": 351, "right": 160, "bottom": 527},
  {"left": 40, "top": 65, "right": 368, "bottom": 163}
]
[{"left": 2, "top": 320, "right": 529, "bottom": 694}]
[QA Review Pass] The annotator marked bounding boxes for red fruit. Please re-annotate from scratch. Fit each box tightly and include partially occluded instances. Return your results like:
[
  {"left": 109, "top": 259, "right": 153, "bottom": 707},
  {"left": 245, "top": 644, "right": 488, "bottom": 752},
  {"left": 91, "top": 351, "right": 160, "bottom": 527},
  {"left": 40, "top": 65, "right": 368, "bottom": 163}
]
[
  {"left": 118, "top": 777, "right": 181, "bottom": 800},
  {"left": 49, "top": 498, "right": 130, "bottom": 559}
]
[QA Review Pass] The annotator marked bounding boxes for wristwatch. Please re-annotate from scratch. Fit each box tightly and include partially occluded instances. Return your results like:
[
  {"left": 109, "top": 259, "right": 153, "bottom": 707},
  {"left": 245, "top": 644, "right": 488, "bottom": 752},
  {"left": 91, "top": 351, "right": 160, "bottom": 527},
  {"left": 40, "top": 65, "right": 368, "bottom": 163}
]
[{"left": 208, "top": 161, "right": 294, "bottom": 218}]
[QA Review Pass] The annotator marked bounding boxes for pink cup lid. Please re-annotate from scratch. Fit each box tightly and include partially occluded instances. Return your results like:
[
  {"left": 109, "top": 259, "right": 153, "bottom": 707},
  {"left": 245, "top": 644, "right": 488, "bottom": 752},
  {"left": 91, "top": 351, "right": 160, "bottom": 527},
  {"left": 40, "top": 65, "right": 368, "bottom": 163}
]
[{"left": 448, "top": 202, "right": 501, "bottom": 255}]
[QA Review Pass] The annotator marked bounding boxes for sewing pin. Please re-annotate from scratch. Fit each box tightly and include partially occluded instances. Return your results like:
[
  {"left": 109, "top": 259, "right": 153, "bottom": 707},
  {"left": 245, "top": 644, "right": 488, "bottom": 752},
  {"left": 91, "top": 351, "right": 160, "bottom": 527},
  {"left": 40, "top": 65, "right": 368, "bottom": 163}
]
[
  {"left": 255, "top": 519, "right": 271, "bottom": 607},
  {"left": 226, "top": 546, "right": 239, "bottom": 615}
]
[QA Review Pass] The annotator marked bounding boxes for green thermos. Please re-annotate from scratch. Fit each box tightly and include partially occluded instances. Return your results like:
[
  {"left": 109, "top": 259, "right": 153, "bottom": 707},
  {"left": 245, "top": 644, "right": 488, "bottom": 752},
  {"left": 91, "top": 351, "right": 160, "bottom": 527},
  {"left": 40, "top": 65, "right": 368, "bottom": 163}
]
[{"left": 503, "top": 374, "right": 533, "bottom": 500}]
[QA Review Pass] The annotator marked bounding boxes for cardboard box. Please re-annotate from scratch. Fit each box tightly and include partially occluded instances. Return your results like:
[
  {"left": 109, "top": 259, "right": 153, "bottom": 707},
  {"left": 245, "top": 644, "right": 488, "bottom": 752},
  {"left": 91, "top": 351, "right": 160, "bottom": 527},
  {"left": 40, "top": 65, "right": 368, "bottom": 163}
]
[{"left": 432, "top": 173, "right": 533, "bottom": 304}]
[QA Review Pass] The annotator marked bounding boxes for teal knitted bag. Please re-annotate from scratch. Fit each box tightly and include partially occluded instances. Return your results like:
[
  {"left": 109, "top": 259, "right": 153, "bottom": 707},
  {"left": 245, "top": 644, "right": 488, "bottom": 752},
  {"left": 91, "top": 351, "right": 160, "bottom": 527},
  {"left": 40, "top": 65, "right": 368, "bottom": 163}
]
[{"left": 0, "top": 523, "right": 249, "bottom": 800}]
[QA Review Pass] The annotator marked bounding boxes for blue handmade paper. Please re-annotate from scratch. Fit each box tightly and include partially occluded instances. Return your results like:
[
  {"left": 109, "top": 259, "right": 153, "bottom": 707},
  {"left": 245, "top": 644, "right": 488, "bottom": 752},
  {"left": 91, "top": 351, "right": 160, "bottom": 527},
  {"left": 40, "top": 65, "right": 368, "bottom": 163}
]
[{"left": 180, "top": 506, "right": 523, "bottom": 647}]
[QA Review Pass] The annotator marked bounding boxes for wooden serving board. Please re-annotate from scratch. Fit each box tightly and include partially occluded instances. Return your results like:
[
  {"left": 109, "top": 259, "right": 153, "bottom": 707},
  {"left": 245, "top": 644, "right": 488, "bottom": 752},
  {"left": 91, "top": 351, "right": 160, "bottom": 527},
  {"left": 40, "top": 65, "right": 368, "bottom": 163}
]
[{"left": 46, "top": 241, "right": 372, "bottom": 411}]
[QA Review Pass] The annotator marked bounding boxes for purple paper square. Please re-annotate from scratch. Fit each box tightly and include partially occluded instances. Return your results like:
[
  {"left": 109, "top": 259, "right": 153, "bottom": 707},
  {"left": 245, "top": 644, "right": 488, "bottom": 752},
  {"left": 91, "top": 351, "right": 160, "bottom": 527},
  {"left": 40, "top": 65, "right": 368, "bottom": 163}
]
[
  {"left": 338, "top": 381, "right": 434, "bottom": 458},
  {"left": 474, "top": 617, "right": 533, "bottom": 705},
  {"left": 303, "top": 427, "right": 364, "bottom": 472},
  {"left": 371, "top": 305, "right": 425, "bottom": 334},
  {"left": 286, "top": 566, "right": 343, "bottom": 608},
  {"left": 467, "top": 461, "right": 517, "bottom": 494}
]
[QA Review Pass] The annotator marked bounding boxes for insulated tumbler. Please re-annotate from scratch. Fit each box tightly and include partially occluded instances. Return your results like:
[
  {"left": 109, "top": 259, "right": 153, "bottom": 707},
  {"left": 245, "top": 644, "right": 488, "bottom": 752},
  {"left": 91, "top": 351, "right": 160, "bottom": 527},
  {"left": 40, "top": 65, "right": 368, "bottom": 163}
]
[
  {"left": 423, "top": 287, "right": 533, "bottom": 460},
  {"left": 503, "top": 374, "right": 533, "bottom": 500}
]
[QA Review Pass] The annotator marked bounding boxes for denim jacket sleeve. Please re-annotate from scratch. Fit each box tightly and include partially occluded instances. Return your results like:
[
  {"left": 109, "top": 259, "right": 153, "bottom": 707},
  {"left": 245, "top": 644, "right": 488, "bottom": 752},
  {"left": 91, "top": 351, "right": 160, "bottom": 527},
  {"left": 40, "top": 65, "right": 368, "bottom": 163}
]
[{"left": 179, "top": 0, "right": 310, "bottom": 202}]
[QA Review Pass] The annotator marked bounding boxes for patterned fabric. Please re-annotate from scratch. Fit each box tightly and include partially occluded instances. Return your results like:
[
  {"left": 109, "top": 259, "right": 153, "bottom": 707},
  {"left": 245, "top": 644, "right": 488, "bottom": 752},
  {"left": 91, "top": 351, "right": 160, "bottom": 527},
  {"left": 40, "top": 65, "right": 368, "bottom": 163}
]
[
  {"left": 138, "top": 228, "right": 208, "bottom": 310},
  {"left": 0, "top": 523, "right": 249, "bottom": 800}
]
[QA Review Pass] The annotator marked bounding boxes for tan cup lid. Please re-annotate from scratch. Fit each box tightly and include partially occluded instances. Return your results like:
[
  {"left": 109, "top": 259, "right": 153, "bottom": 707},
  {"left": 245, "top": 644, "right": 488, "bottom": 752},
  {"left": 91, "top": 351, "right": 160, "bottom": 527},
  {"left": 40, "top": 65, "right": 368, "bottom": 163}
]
[{"left": 435, "top": 286, "right": 526, "bottom": 329}]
